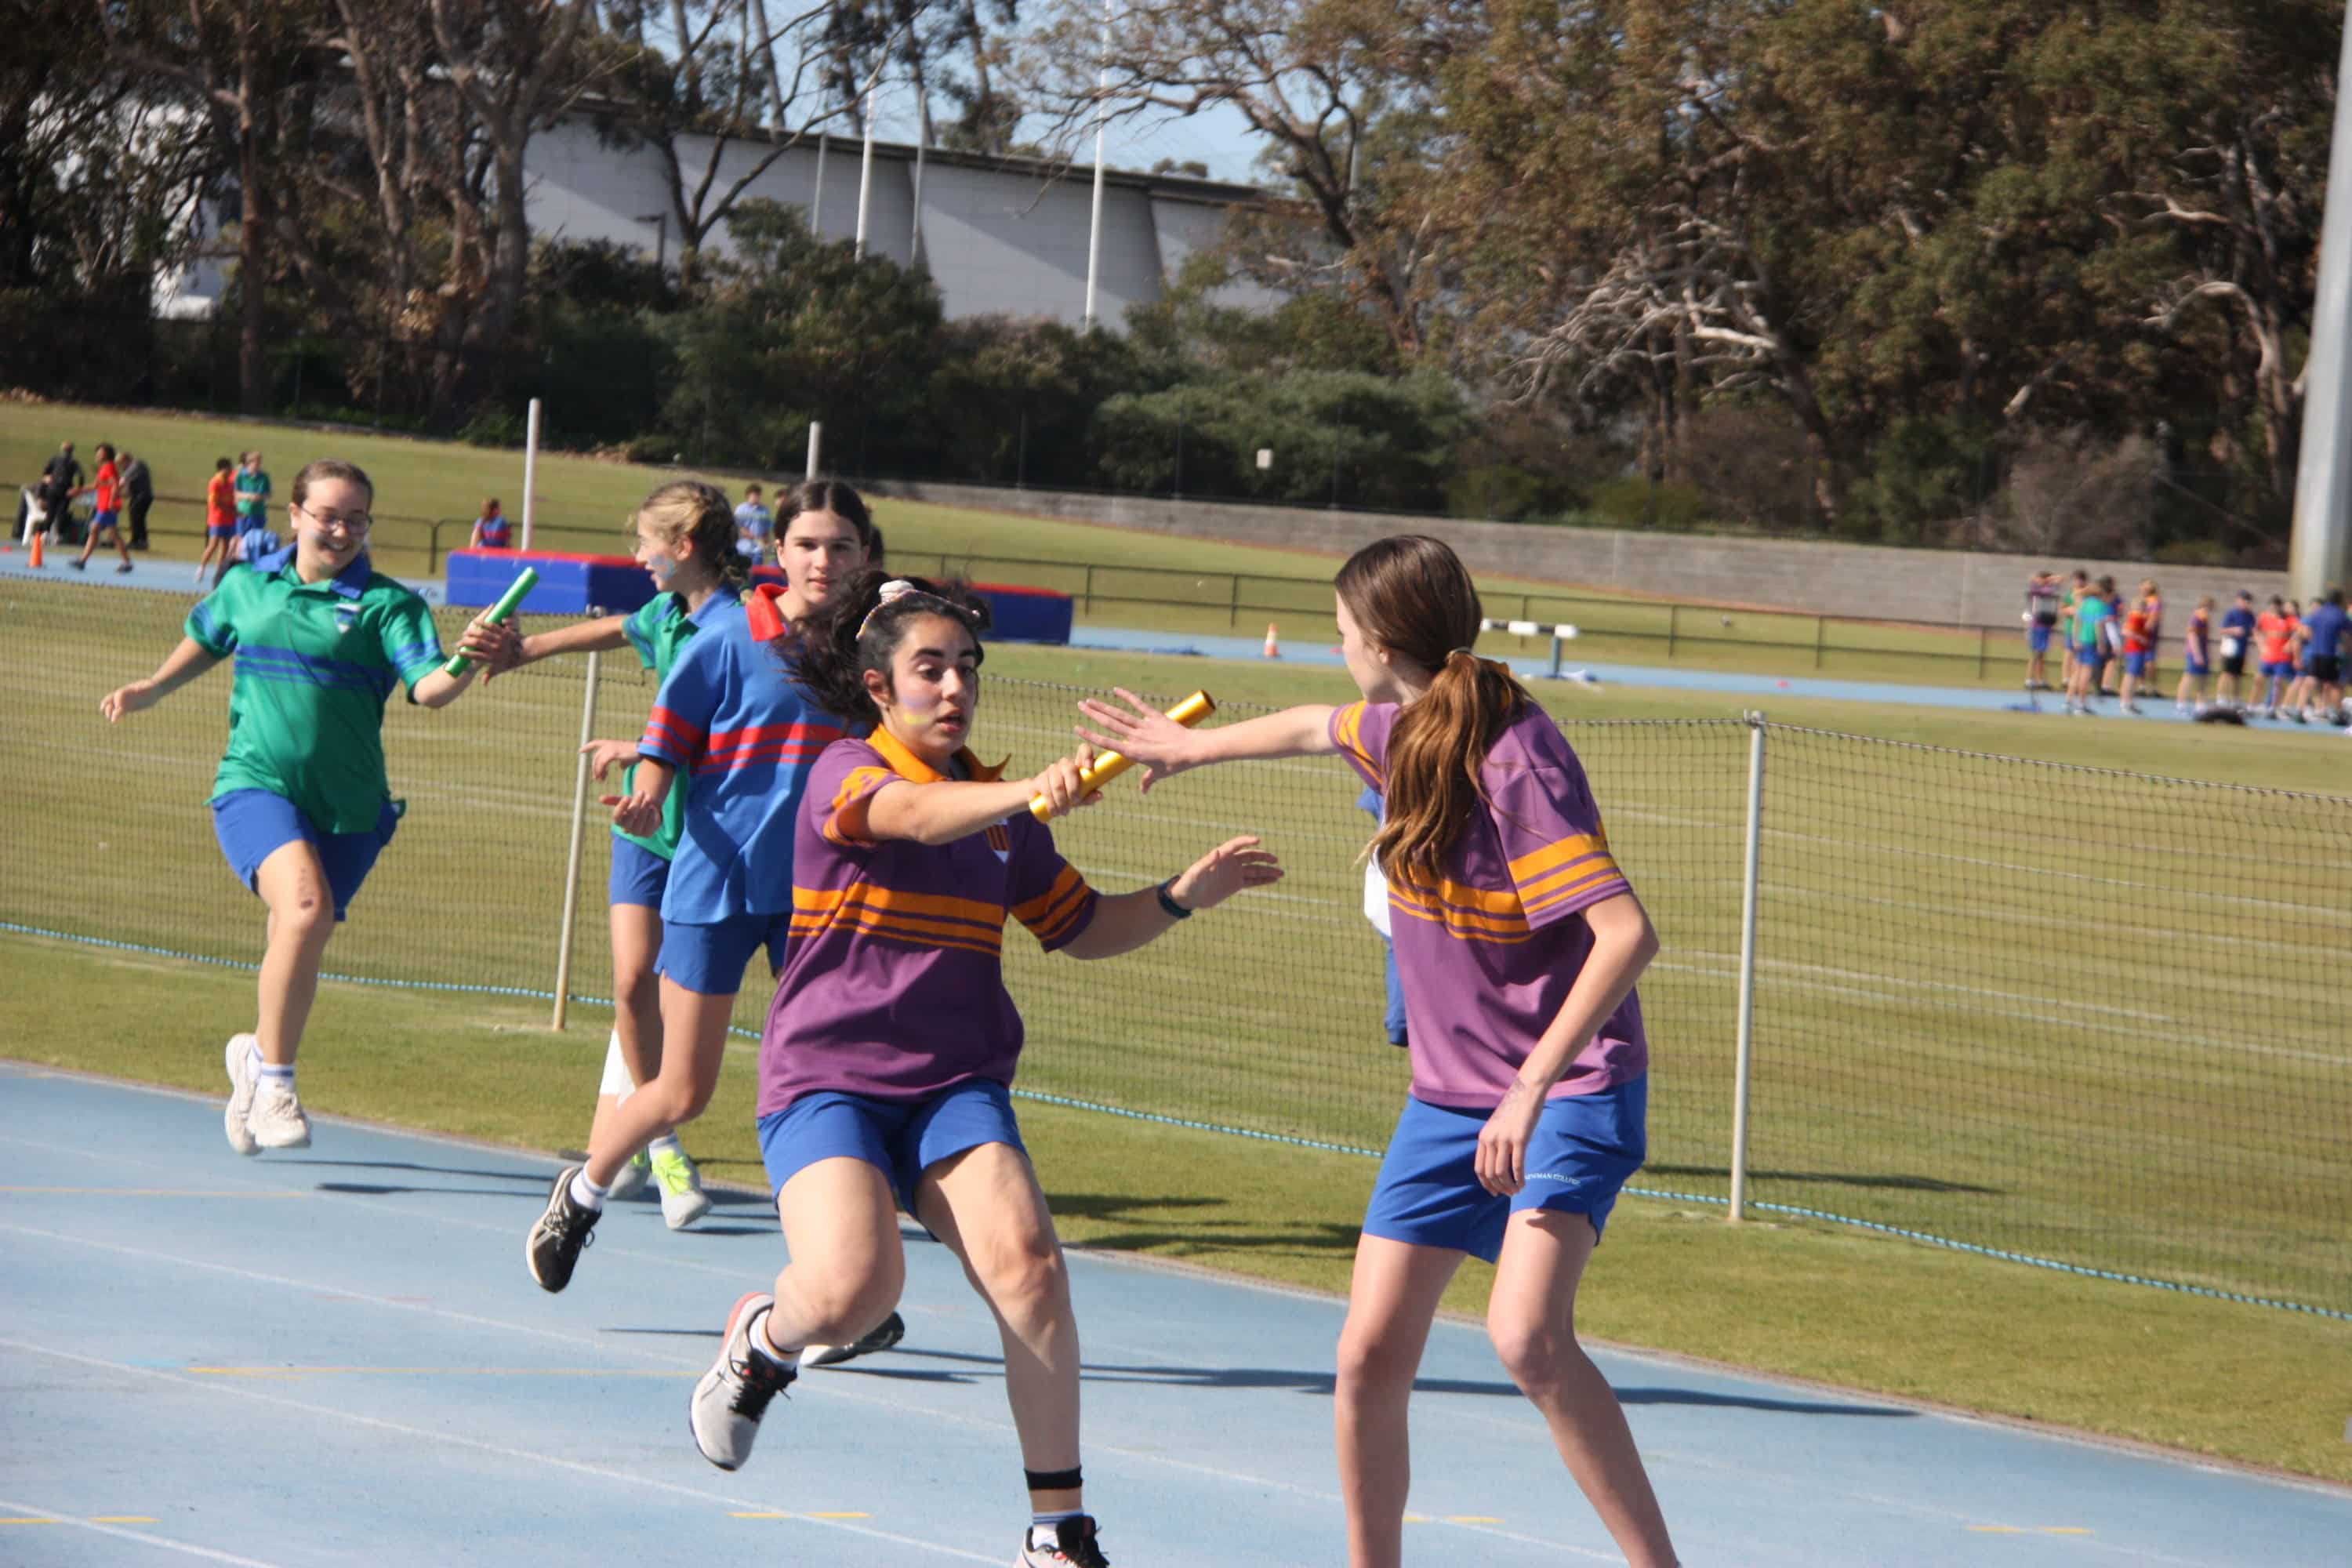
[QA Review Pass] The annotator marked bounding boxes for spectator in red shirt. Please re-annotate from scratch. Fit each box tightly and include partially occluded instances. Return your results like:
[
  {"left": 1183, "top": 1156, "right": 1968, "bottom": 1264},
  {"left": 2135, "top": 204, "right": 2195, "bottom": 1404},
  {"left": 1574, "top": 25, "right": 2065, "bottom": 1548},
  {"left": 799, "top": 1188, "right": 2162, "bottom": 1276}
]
[
  {"left": 71, "top": 442, "right": 133, "bottom": 575},
  {"left": 2118, "top": 593, "right": 2155, "bottom": 715},
  {"left": 199, "top": 457, "right": 238, "bottom": 585}
]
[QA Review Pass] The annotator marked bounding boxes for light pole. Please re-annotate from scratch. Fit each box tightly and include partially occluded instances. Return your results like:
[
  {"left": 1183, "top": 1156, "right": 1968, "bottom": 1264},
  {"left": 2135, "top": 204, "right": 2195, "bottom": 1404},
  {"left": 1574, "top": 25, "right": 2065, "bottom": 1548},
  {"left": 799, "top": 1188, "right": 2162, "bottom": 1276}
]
[{"left": 2291, "top": 13, "right": 2352, "bottom": 599}]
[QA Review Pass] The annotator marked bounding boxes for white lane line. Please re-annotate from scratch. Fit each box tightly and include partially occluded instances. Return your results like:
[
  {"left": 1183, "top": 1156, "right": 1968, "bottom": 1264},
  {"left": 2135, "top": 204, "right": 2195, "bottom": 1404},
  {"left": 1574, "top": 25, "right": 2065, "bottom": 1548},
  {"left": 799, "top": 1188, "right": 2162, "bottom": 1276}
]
[
  {"left": 0, "top": 1213, "right": 1603, "bottom": 1555},
  {"left": 0, "top": 1496, "right": 285, "bottom": 1568},
  {"left": 0, "top": 1340, "right": 1000, "bottom": 1566}
]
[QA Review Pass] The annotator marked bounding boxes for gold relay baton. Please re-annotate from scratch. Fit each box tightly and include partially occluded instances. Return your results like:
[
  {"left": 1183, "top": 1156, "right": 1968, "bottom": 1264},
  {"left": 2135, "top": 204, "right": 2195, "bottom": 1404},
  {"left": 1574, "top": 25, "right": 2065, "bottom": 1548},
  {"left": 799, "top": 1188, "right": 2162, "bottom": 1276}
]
[{"left": 1029, "top": 690, "right": 1216, "bottom": 822}]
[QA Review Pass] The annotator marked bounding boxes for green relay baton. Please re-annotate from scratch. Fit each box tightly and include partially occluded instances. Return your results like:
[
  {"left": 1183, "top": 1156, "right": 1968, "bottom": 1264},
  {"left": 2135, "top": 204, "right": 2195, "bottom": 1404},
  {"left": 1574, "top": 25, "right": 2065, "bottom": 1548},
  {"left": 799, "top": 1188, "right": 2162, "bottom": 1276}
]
[{"left": 441, "top": 566, "right": 539, "bottom": 677}]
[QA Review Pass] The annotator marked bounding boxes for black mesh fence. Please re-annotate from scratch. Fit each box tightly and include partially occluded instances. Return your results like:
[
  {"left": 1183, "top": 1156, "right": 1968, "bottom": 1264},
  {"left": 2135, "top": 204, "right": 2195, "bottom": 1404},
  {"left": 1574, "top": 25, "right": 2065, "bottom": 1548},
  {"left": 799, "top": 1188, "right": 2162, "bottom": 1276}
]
[{"left": 4, "top": 573, "right": 2346, "bottom": 1315}]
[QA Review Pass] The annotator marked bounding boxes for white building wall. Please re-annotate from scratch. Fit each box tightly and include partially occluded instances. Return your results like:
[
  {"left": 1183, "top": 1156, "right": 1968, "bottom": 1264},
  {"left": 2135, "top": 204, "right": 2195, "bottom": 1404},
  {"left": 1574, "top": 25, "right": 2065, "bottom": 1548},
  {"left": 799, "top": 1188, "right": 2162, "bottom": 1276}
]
[
  {"left": 524, "top": 118, "right": 1268, "bottom": 328},
  {"left": 156, "top": 114, "right": 1276, "bottom": 328}
]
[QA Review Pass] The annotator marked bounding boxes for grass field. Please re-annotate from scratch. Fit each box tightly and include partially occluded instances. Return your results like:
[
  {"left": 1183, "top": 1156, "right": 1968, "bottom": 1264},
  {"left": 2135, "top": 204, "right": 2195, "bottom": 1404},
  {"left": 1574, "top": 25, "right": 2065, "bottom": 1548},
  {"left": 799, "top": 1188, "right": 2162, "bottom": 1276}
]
[
  {"left": 6, "top": 412, "right": 2352, "bottom": 1481},
  {"left": 9, "top": 399, "right": 2082, "bottom": 691}
]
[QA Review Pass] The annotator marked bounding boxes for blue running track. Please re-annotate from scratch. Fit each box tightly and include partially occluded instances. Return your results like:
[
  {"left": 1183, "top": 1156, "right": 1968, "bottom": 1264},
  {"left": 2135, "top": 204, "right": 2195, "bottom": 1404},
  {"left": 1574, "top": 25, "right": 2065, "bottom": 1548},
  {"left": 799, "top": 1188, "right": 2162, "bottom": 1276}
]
[{"left": 5, "top": 1063, "right": 2348, "bottom": 1566}]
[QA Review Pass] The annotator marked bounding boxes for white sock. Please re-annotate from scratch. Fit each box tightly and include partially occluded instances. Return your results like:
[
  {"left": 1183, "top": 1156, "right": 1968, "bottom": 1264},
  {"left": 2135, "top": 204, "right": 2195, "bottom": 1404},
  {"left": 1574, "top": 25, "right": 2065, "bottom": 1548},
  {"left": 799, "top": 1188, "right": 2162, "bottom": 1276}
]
[
  {"left": 568, "top": 1169, "right": 609, "bottom": 1211},
  {"left": 256, "top": 1058, "right": 295, "bottom": 1094},
  {"left": 754, "top": 1309, "right": 799, "bottom": 1367},
  {"left": 648, "top": 1133, "right": 684, "bottom": 1158}
]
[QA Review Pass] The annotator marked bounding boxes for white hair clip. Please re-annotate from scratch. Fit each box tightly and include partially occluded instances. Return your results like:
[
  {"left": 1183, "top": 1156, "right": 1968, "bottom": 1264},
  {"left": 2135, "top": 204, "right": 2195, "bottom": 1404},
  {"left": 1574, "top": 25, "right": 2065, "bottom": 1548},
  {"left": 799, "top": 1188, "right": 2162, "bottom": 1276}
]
[{"left": 858, "top": 578, "right": 946, "bottom": 641}]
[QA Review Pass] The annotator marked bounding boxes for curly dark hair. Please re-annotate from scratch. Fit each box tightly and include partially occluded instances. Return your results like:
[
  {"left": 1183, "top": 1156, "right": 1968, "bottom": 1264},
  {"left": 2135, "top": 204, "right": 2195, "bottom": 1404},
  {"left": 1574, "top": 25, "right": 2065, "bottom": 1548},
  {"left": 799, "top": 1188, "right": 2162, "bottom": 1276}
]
[{"left": 790, "top": 566, "right": 993, "bottom": 720}]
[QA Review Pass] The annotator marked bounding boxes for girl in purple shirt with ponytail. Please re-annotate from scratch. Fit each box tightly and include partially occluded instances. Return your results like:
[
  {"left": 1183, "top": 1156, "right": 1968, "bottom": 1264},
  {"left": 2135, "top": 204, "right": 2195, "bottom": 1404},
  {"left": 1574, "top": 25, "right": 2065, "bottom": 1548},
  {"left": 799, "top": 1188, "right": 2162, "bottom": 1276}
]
[{"left": 1078, "top": 534, "right": 1680, "bottom": 1568}]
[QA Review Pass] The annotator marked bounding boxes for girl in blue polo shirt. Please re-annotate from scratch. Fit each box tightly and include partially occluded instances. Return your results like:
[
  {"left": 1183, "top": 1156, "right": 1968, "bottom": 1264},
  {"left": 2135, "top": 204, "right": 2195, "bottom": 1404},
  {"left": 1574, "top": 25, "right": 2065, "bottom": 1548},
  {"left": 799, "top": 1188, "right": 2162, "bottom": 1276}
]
[
  {"left": 99, "top": 459, "right": 516, "bottom": 1156},
  {"left": 496, "top": 482, "right": 874, "bottom": 1235},
  {"left": 524, "top": 480, "right": 875, "bottom": 1296}
]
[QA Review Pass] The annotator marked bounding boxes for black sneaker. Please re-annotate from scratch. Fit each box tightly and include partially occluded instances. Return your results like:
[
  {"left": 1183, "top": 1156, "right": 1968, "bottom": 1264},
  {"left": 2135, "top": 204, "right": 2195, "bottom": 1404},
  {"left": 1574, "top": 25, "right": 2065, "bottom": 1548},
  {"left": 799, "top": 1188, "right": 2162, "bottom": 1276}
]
[
  {"left": 525, "top": 1166, "right": 600, "bottom": 1292},
  {"left": 800, "top": 1309, "right": 906, "bottom": 1370},
  {"left": 1019, "top": 1515, "right": 1111, "bottom": 1567}
]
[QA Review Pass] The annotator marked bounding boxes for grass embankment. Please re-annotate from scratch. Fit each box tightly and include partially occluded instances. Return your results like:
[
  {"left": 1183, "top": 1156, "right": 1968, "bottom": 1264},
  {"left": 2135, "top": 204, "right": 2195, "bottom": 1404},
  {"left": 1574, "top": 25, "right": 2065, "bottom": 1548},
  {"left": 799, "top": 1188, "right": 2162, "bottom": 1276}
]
[{"left": 10, "top": 400, "right": 2067, "bottom": 690}]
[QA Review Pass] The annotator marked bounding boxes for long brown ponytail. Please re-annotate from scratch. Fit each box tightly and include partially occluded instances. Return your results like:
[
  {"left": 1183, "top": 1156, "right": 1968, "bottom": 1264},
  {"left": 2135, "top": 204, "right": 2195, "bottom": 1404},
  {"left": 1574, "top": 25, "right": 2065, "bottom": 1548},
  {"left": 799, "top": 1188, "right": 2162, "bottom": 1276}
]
[{"left": 1335, "top": 535, "right": 1531, "bottom": 885}]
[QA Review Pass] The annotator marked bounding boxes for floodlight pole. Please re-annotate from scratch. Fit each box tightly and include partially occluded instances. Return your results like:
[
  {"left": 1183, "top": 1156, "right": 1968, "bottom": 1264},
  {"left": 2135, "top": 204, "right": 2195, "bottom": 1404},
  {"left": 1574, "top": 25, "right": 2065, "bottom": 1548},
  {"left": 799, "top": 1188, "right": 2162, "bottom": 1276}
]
[
  {"left": 1727, "top": 711, "right": 1766, "bottom": 1224},
  {"left": 2290, "top": 13, "right": 2352, "bottom": 600},
  {"left": 1083, "top": 0, "right": 1109, "bottom": 331},
  {"left": 855, "top": 85, "right": 876, "bottom": 259}
]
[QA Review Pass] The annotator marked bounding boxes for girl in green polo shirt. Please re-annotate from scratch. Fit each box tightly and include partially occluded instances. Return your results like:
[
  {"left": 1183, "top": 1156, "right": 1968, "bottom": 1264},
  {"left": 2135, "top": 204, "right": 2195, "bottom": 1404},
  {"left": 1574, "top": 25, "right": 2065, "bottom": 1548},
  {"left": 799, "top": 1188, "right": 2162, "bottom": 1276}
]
[{"left": 99, "top": 459, "right": 518, "bottom": 1156}]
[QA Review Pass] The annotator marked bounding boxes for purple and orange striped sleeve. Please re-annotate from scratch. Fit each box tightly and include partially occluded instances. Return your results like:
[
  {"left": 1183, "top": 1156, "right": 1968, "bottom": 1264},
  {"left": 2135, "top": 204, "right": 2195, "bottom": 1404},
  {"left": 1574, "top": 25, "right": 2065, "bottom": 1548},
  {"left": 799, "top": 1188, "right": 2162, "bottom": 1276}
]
[
  {"left": 1327, "top": 700, "right": 1394, "bottom": 789},
  {"left": 1006, "top": 819, "right": 1098, "bottom": 952},
  {"left": 1491, "top": 760, "right": 1632, "bottom": 929}
]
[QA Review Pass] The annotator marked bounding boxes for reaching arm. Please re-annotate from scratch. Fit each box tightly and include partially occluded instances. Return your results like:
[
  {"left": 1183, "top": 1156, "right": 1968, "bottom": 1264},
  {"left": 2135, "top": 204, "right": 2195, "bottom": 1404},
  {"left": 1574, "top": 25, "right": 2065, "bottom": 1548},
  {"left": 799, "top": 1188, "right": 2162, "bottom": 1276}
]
[
  {"left": 1057, "top": 835, "right": 1282, "bottom": 960},
  {"left": 1474, "top": 891, "right": 1659, "bottom": 1196},
  {"left": 408, "top": 611, "right": 523, "bottom": 709},
  {"left": 860, "top": 752, "right": 1100, "bottom": 847},
  {"left": 100, "top": 637, "right": 222, "bottom": 720},
  {"left": 481, "top": 614, "right": 628, "bottom": 683},
  {"left": 1074, "top": 689, "right": 1338, "bottom": 792}
]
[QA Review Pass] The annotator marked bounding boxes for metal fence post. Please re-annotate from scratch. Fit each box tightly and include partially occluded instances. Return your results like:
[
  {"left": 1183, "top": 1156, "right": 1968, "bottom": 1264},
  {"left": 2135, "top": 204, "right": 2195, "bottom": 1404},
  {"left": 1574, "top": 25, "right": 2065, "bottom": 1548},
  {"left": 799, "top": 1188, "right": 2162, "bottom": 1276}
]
[
  {"left": 1728, "top": 711, "right": 1766, "bottom": 1224},
  {"left": 427, "top": 519, "right": 443, "bottom": 575},
  {"left": 1668, "top": 603, "right": 1679, "bottom": 658},
  {"left": 1976, "top": 626, "right": 1988, "bottom": 680},
  {"left": 1227, "top": 573, "right": 1240, "bottom": 627},
  {"left": 550, "top": 646, "right": 603, "bottom": 1031},
  {"left": 1083, "top": 564, "right": 1095, "bottom": 617},
  {"left": 1814, "top": 615, "right": 1826, "bottom": 670}
]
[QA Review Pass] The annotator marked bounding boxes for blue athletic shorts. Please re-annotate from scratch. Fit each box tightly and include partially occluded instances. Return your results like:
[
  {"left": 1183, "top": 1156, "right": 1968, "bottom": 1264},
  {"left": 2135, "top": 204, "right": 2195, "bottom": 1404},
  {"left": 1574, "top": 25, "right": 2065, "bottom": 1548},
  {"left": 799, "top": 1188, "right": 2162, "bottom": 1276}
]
[
  {"left": 2263, "top": 659, "right": 2291, "bottom": 679},
  {"left": 1362, "top": 1077, "right": 1647, "bottom": 1264},
  {"left": 2027, "top": 626, "right": 2052, "bottom": 653},
  {"left": 2124, "top": 652, "right": 2151, "bottom": 677},
  {"left": 206, "top": 521, "right": 238, "bottom": 541},
  {"left": 91, "top": 509, "right": 119, "bottom": 534},
  {"left": 2185, "top": 654, "right": 2209, "bottom": 677},
  {"left": 608, "top": 836, "right": 670, "bottom": 909},
  {"left": 2076, "top": 643, "right": 2104, "bottom": 668},
  {"left": 211, "top": 788, "right": 398, "bottom": 921},
  {"left": 757, "top": 1080, "right": 1025, "bottom": 1210},
  {"left": 657, "top": 910, "right": 789, "bottom": 995}
]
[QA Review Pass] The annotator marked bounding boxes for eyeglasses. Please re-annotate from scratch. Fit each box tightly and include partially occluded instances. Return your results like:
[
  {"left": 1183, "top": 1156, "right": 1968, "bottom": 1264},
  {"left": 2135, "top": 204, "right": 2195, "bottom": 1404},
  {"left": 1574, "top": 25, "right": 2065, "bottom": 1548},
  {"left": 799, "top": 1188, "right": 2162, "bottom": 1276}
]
[{"left": 297, "top": 502, "right": 373, "bottom": 532}]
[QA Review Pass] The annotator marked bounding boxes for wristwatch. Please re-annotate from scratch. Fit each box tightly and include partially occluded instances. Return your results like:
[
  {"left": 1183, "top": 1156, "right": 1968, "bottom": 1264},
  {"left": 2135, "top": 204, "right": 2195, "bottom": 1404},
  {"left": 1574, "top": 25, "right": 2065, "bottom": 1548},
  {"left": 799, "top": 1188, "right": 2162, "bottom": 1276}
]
[{"left": 1156, "top": 877, "right": 1193, "bottom": 920}]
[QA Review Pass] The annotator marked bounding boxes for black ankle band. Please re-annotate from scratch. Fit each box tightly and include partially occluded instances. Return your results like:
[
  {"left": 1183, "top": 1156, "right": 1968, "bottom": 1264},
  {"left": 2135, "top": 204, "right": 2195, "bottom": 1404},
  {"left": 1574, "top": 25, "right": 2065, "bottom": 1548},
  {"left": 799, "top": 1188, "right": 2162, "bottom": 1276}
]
[{"left": 1024, "top": 1465, "right": 1082, "bottom": 1493}]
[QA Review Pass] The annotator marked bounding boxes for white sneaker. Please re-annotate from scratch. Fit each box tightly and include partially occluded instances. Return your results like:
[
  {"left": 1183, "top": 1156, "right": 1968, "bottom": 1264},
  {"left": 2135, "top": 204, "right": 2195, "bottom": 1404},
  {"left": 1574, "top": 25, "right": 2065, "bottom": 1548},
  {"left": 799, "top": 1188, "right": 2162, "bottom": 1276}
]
[
  {"left": 608, "top": 1149, "right": 652, "bottom": 1201},
  {"left": 689, "top": 1292, "right": 793, "bottom": 1471},
  {"left": 223, "top": 1034, "right": 260, "bottom": 1156},
  {"left": 249, "top": 1083, "right": 312, "bottom": 1149},
  {"left": 652, "top": 1146, "right": 712, "bottom": 1230},
  {"left": 1018, "top": 1515, "right": 1112, "bottom": 1566}
]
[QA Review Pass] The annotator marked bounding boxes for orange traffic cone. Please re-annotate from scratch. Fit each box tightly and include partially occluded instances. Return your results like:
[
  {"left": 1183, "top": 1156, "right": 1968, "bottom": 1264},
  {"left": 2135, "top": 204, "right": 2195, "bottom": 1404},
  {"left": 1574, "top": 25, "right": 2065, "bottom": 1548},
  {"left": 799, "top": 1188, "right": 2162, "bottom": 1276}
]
[
  {"left": 27, "top": 529, "right": 44, "bottom": 568},
  {"left": 1262, "top": 621, "right": 1279, "bottom": 659}
]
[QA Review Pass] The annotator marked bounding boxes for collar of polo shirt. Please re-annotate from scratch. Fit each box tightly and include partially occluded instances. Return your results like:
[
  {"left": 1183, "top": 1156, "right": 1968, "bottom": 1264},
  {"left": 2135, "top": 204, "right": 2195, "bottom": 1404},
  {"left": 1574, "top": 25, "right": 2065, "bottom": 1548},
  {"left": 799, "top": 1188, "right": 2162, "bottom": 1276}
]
[
  {"left": 867, "top": 724, "right": 1006, "bottom": 786},
  {"left": 253, "top": 541, "right": 373, "bottom": 599}
]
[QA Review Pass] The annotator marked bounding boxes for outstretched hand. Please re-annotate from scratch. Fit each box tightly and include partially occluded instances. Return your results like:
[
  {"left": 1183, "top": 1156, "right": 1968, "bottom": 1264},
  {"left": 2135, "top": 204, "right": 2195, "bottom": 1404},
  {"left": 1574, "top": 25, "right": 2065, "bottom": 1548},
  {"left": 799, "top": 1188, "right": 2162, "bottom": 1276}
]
[
  {"left": 1026, "top": 743, "right": 1104, "bottom": 821},
  {"left": 1073, "top": 688, "right": 1195, "bottom": 794},
  {"left": 459, "top": 614, "right": 522, "bottom": 681},
  {"left": 1167, "top": 835, "right": 1283, "bottom": 913},
  {"left": 99, "top": 681, "right": 156, "bottom": 723},
  {"left": 580, "top": 738, "right": 641, "bottom": 782}
]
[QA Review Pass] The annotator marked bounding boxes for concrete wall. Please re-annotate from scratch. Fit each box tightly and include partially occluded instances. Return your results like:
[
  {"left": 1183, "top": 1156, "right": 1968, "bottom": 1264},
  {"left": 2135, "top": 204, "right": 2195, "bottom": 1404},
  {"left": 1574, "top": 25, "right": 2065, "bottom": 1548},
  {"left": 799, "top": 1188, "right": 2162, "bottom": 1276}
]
[{"left": 862, "top": 477, "right": 2292, "bottom": 627}]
